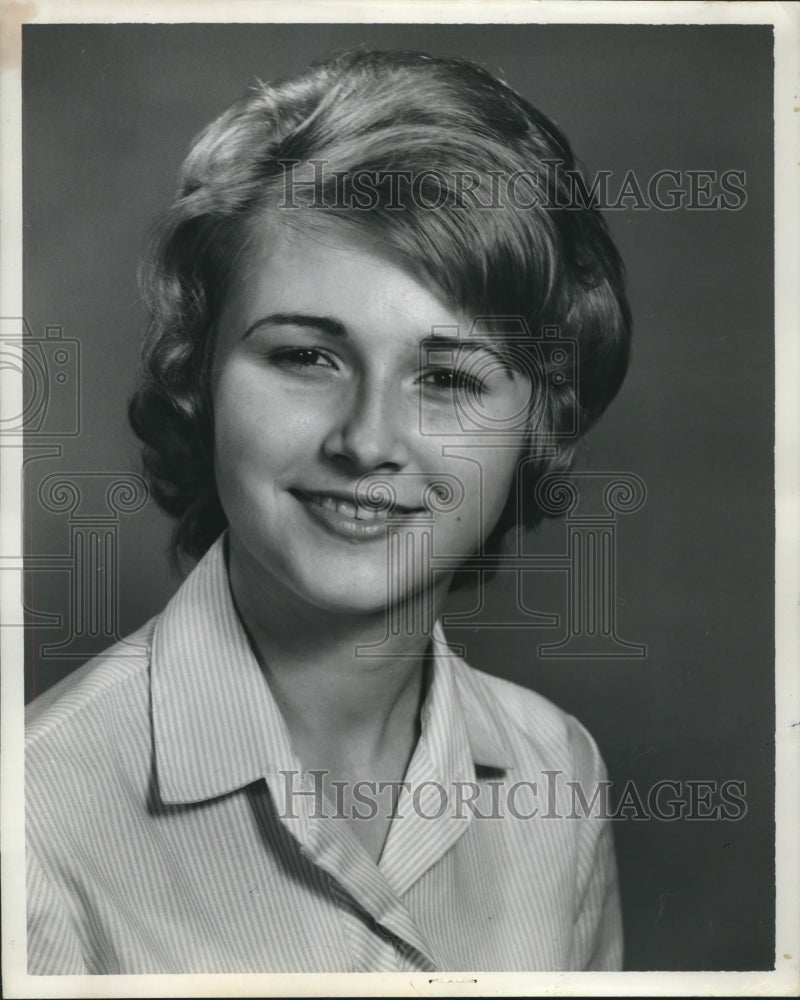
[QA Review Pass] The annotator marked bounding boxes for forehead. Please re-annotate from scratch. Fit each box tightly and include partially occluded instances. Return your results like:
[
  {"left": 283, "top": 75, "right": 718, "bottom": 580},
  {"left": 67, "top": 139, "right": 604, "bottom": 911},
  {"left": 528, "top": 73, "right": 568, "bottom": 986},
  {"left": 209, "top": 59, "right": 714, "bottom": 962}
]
[{"left": 222, "top": 214, "right": 466, "bottom": 339}]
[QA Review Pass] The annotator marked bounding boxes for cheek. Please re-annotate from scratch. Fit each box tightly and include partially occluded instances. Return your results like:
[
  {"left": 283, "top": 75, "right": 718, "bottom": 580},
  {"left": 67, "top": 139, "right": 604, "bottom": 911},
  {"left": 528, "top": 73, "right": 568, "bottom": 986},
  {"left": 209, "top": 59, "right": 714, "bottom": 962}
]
[
  {"left": 213, "top": 364, "right": 318, "bottom": 463},
  {"left": 427, "top": 449, "right": 520, "bottom": 547},
  {"left": 475, "top": 450, "right": 523, "bottom": 525},
  {"left": 212, "top": 377, "right": 290, "bottom": 511}
]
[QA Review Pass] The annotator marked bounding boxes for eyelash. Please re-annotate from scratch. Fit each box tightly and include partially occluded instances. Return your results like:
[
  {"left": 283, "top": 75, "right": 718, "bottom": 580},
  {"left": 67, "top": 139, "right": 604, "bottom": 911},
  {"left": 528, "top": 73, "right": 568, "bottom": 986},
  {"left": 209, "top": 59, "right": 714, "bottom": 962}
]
[
  {"left": 269, "top": 347, "right": 337, "bottom": 371},
  {"left": 421, "top": 368, "right": 487, "bottom": 396},
  {"left": 266, "top": 347, "right": 487, "bottom": 396}
]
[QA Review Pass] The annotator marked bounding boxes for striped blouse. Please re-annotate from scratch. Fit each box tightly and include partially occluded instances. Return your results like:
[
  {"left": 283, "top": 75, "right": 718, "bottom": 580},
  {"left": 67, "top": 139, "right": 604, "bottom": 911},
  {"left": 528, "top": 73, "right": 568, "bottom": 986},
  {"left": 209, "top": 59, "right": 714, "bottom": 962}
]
[{"left": 26, "top": 535, "right": 622, "bottom": 974}]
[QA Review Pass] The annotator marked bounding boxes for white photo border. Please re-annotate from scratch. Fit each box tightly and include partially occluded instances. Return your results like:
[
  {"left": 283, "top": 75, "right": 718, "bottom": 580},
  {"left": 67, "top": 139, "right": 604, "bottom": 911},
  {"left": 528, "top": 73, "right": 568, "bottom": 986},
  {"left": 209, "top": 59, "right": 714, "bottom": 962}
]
[{"left": 2, "top": 1, "right": 798, "bottom": 997}]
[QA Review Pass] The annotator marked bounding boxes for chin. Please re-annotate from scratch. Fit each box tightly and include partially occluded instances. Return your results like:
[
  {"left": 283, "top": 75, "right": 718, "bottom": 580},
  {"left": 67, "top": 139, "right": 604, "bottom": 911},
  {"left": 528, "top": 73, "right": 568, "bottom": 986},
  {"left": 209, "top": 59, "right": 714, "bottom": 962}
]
[{"left": 287, "top": 559, "right": 436, "bottom": 618}]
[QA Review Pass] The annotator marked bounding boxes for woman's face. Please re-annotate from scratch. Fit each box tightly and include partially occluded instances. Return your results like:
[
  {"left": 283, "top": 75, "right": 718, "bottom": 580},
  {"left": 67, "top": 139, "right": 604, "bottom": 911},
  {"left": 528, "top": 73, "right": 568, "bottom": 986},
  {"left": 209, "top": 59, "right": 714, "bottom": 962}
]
[{"left": 212, "top": 218, "right": 533, "bottom": 616}]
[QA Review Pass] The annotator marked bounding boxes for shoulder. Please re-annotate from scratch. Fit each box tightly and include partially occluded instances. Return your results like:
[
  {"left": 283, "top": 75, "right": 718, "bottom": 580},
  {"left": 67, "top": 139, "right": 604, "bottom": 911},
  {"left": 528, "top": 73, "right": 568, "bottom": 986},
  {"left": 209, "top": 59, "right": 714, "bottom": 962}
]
[
  {"left": 25, "top": 619, "right": 163, "bottom": 955},
  {"left": 451, "top": 656, "right": 606, "bottom": 783},
  {"left": 26, "top": 618, "right": 158, "bottom": 785}
]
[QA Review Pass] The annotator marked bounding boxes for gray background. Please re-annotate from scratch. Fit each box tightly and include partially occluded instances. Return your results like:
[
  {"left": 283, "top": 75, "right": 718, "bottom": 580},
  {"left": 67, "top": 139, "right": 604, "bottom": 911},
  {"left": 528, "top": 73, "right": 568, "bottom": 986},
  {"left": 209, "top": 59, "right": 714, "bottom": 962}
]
[{"left": 22, "top": 23, "right": 774, "bottom": 971}]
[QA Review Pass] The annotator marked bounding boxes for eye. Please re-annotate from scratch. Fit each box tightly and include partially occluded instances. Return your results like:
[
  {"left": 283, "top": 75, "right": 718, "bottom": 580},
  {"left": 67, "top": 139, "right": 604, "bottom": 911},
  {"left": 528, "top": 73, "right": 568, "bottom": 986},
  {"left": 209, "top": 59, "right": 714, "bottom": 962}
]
[
  {"left": 421, "top": 367, "right": 487, "bottom": 397},
  {"left": 269, "top": 347, "right": 338, "bottom": 371}
]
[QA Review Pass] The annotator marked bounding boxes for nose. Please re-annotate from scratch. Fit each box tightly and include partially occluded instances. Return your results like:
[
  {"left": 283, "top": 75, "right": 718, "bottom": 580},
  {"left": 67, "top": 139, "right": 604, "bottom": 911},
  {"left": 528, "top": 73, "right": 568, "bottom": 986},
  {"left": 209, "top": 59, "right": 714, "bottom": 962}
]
[{"left": 321, "top": 380, "right": 411, "bottom": 473}]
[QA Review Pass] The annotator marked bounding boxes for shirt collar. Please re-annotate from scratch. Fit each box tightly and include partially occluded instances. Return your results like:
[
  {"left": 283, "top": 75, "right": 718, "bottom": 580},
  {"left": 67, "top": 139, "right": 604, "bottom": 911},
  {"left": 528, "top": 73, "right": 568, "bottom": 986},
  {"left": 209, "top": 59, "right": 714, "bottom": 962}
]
[
  {"left": 152, "top": 535, "right": 513, "bottom": 806},
  {"left": 428, "top": 622, "right": 515, "bottom": 772}
]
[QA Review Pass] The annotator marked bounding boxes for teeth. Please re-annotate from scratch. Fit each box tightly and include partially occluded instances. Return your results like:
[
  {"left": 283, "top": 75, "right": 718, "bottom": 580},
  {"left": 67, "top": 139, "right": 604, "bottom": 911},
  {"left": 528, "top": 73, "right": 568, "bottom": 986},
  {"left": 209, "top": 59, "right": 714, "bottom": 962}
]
[
  {"left": 306, "top": 493, "right": 387, "bottom": 520},
  {"left": 337, "top": 499, "right": 358, "bottom": 519},
  {"left": 355, "top": 504, "right": 383, "bottom": 521}
]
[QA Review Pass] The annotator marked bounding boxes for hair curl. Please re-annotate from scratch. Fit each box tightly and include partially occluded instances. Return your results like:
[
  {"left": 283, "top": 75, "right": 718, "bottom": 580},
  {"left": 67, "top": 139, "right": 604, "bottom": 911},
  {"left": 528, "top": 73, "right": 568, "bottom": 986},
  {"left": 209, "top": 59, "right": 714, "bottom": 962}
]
[{"left": 129, "top": 48, "right": 631, "bottom": 568}]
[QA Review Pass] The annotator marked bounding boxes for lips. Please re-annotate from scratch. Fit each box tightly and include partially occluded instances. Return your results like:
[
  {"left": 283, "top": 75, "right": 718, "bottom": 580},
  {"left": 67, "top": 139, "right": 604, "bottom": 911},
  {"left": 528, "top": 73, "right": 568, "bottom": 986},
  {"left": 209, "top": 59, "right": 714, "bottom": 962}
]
[{"left": 290, "top": 489, "right": 424, "bottom": 541}]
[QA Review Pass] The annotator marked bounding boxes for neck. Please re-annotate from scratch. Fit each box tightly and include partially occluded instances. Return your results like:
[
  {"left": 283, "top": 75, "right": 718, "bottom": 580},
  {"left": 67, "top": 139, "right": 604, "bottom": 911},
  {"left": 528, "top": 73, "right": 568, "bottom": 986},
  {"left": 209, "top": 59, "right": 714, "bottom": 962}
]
[{"left": 226, "top": 536, "right": 449, "bottom": 761}]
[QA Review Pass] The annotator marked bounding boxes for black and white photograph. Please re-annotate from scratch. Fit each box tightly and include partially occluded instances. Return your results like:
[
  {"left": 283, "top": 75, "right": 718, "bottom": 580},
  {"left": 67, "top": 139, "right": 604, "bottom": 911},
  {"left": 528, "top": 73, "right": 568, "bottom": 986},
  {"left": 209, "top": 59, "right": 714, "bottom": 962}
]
[{"left": 1, "top": 2, "right": 798, "bottom": 996}]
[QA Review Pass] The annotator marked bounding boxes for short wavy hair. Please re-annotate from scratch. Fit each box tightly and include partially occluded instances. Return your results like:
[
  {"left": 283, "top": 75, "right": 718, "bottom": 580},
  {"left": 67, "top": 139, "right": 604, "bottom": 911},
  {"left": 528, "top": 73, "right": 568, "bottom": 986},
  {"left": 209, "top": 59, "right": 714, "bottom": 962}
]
[{"left": 129, "top": 48, "right": 632, "bottom": 566}]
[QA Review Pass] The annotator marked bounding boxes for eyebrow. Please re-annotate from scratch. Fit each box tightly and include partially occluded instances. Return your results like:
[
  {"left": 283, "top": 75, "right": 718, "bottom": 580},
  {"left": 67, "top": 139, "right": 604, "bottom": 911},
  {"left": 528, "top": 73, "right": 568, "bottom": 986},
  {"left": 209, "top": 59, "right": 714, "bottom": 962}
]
[
  {"left": 424, "top": 336, "right": 522, "bottom": 373},
  {"left": 242, "top": 313, "right": 348, "bottom": 341}
]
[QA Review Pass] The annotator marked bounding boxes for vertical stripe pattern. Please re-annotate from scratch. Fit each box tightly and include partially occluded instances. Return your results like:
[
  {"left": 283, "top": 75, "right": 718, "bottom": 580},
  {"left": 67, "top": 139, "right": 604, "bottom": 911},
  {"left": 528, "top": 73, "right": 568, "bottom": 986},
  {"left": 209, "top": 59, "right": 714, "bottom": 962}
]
[{"left": 27, "top": 536, "right": 622, "bottom": 974}]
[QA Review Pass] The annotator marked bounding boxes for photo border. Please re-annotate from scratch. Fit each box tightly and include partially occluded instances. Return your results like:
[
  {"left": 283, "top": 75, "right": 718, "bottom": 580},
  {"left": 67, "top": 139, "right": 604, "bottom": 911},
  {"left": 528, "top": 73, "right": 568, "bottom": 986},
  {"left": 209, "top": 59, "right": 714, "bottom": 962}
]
[{"left": 2, "top": 1, "right": 798, "bottom": 996}]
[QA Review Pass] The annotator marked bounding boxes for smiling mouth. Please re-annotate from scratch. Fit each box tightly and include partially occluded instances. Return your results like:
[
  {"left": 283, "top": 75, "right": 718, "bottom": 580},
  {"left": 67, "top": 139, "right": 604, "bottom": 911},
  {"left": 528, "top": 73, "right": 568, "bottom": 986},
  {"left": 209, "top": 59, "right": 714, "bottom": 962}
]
[{"left": 291, "top": 489, "right": 425, "bottom": 540}]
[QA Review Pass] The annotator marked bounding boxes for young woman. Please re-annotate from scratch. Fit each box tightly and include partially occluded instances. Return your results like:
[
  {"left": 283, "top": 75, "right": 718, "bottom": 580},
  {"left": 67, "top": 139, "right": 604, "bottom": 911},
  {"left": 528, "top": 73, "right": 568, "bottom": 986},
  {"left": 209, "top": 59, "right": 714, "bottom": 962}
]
[{"left": 26, "top": 49, "right": 631, "bottom": 974}]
